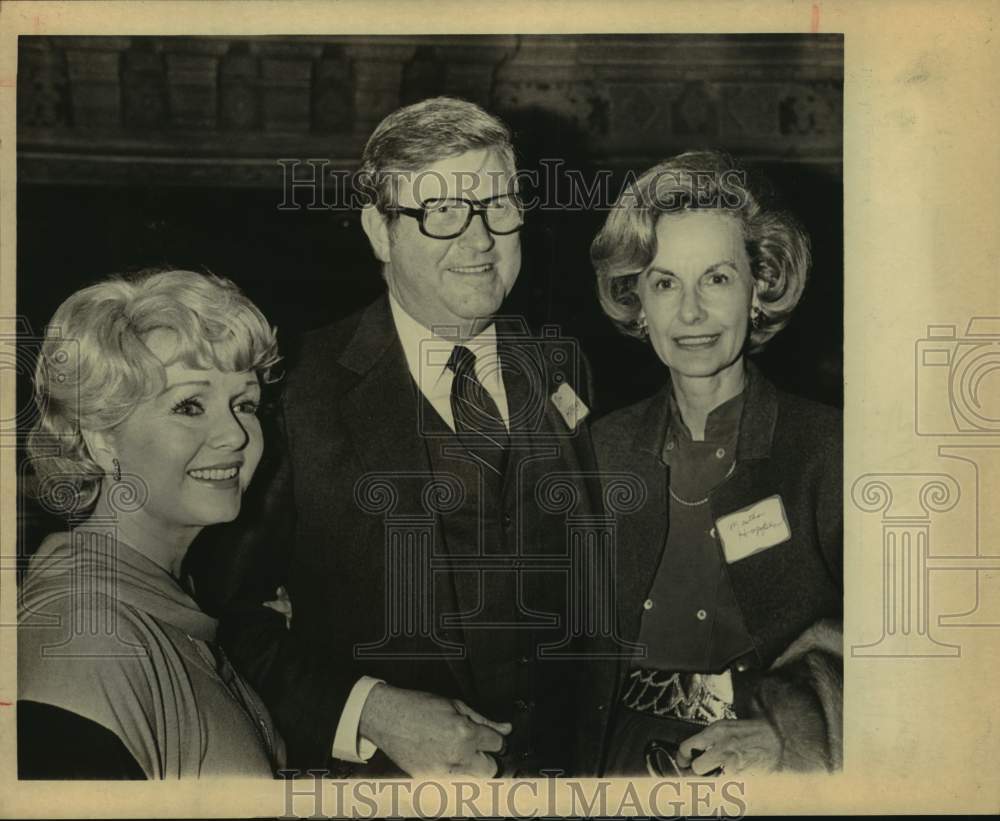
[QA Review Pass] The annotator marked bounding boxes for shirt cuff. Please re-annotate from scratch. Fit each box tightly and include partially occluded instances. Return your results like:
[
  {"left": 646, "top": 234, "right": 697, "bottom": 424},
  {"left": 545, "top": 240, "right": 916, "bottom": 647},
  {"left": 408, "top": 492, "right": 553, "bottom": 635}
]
[{"left": 331, "top": 676, "right": 384, "bottom": 763}]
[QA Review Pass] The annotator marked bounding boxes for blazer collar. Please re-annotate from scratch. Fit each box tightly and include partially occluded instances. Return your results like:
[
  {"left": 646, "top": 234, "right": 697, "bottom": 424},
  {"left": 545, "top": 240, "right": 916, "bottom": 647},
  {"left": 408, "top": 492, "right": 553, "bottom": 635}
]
[
  {"left": 338, "top": 292, "right": 398, "bottom": 377},
  {"left": 335, "top": 293, "right": 426, "bottom": 477},
  {"left": 633, "top": 359, "right": 779, "bottom": 463}
]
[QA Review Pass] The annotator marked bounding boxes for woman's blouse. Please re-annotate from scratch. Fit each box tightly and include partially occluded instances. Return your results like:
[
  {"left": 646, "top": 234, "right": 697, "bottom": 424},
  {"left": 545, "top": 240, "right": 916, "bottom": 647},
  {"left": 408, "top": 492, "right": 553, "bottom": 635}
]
[
  {"left": 635, "top": 389, "right": 756, "bottom": 673},
  {"left": 18, "top": 531, "right": 286, "bottom": 778}
]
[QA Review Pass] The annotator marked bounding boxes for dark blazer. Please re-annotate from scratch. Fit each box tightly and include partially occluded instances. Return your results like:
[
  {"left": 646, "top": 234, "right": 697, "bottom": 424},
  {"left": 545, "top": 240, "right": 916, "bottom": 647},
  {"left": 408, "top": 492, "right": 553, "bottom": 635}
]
[
  {"left": 589, "top": 360, "right": 843, "bottom": 771},
  {"left": 190, "top": 294, "right": 606, "bottom": 774}
]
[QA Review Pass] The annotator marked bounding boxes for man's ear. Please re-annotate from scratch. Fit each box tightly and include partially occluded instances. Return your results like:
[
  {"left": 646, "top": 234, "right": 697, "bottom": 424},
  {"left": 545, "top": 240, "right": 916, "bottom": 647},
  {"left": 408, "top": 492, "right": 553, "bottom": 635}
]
[
  {"left": 361, "top": 205, "right": 392, "bottom": 264},
  {"left": 81, "top": 429, "right": 116, "bottom": 473}
]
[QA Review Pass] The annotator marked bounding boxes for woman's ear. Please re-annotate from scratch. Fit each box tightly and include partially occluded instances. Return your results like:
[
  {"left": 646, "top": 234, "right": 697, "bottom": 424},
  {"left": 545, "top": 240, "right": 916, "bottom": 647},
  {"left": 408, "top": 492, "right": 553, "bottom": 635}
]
[{"left": 361, "top": 205, "right": 392, "bottom": 264}]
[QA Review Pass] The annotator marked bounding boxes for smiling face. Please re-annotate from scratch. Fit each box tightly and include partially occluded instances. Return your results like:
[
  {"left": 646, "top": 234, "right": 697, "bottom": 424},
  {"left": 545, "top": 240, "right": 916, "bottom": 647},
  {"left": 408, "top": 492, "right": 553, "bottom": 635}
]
[
  {"left": 364, "top": 148, "right": 521, "bottom": 337},
  {"left": 637, "top": 210, "right": 755, "bottom": 388},
  {"left": 101, "top": 330, "right": 264, "bottom": 541}
]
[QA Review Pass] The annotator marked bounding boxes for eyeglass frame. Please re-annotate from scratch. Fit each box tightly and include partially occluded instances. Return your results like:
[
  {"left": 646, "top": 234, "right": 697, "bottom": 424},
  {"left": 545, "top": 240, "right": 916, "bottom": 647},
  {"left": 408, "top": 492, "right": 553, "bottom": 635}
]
[{"left": 385, "top": 193, "right": 525, "bottom": 240}]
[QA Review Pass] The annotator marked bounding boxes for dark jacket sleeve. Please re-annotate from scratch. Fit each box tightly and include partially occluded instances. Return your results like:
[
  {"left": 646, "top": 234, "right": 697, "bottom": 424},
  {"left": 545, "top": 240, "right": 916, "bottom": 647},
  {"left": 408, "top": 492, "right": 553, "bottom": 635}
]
[
  {"left": 750, "top": 401, "right": 844, "bottom": 772},
  {"left": 188, "top": 402, "right": 357, "bottom": 769},
  {"left": 18, "top": 701, "right": 147, "bottom": 780},
  {"left": 815, "top": 407, "right": 844, "bottom": 586}
]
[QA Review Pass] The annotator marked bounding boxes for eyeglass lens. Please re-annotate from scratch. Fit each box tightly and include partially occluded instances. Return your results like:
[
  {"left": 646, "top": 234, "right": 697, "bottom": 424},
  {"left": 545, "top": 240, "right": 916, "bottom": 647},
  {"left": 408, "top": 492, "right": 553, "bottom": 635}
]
[{"left": 423, "top": 197, "right": 522, "bottom": 237}]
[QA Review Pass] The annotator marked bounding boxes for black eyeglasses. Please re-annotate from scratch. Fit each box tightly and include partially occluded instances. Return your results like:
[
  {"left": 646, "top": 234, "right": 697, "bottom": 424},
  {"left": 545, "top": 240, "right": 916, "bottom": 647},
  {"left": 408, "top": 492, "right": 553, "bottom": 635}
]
[{"left": 388, "top": 194, "right": 524, "bottom": 240}]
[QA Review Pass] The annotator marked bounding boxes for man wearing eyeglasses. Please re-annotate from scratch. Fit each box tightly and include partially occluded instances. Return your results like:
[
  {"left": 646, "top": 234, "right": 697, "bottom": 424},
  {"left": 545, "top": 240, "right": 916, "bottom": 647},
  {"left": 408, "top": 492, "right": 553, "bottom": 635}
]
[{"left": 201, "top": 97, "right": 609, "bottom": 780}]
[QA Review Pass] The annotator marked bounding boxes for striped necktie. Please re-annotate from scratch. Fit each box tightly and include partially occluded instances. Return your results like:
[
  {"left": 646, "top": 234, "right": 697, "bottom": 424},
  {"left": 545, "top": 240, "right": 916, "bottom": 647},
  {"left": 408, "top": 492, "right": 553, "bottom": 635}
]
[{"left": 447, "top": 344, "right": 509, "bottom": 481}]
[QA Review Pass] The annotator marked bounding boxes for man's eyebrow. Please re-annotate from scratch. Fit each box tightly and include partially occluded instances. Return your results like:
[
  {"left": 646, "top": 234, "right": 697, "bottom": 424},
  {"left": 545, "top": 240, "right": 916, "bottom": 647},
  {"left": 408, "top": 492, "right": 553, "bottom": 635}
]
[{"left": 644, "top": 267, "right": 677, "bottom": 278}]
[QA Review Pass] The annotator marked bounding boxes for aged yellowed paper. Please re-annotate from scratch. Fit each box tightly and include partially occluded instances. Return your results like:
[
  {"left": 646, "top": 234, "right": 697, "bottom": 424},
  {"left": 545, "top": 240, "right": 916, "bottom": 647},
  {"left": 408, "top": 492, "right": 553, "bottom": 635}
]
[{"left": 1, "top": 0, "right": 998, "bottom": 816}]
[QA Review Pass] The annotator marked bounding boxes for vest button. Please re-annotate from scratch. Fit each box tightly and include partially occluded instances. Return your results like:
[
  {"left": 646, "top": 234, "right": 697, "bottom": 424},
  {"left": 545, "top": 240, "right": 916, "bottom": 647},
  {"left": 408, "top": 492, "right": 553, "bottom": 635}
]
[
  {"left": 517, "top": 655, "right": 530, "bottom": 665},
  {"left": 735, "top": 661, "right": 750, "bottom": 673},
  {"left": 696, "top": 609, "right": 707, "bottom": 621},
  {"left": 502, "top": 513, "right": 513, "bottom": 528},
  {"left": 643, "top": 599, "right": 654, "bottom": 611}
]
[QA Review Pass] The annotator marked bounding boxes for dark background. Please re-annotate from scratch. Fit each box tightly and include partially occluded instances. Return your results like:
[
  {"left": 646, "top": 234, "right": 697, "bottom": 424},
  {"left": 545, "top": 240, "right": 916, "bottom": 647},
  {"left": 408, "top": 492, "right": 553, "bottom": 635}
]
[{"left": 18, "top": 34, "right": 843, "bottom": 417}]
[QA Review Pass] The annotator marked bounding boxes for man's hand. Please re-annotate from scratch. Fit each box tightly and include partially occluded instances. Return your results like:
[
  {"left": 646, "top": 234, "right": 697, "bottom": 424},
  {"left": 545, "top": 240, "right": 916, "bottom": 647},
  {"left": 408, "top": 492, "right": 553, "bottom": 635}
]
[
  {"left": 677, "top": 718, "right": 782, "bottom": 775},
  {"left": 358, "top": 683, "right": 511, "bottom": 777}
]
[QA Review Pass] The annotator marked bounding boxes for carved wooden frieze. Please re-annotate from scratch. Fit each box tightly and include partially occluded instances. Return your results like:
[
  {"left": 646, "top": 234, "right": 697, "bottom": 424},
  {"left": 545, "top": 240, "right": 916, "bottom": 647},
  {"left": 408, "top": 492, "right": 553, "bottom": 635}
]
[{"left": 18, "top": 35, "right": 842, "bottom": 187}]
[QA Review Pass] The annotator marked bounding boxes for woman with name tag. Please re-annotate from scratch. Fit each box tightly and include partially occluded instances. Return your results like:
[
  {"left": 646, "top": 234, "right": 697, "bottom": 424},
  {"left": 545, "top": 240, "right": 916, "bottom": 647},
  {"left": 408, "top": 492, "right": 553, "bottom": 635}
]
[
  {"left": 589, "top": 151, "right": 843, "bottom": 776},
  {"left": 18, "top": 269, "right": 288, "bottom": 778}
]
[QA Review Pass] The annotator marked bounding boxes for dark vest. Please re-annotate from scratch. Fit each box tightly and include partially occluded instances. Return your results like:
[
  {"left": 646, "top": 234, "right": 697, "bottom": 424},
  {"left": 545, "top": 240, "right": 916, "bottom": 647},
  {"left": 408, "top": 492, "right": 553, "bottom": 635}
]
[{"left": 420, "top": 384, "right": 584, "bottom": 774}]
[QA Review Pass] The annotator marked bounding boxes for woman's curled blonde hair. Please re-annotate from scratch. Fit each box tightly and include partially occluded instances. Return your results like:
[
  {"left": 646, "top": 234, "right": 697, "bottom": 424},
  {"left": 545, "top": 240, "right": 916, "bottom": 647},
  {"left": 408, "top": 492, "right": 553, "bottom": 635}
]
[{"left": 26, "top": 268, "right": 280, "bottom": 514}]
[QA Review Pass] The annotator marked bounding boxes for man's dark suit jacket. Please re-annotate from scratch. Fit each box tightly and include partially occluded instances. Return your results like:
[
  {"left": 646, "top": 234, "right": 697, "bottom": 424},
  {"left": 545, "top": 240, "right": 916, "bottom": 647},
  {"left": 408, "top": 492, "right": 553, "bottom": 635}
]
[{"left": 189, "top": 294, "right": 611, "bottom": 775}]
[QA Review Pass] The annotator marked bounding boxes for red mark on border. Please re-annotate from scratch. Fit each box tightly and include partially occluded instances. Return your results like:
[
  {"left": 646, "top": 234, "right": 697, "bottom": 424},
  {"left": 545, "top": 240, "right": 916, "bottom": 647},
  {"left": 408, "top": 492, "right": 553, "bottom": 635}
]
[
  {"left": 811, "top": 3, "right": 821, "bottom": 32},
  {"left": 0, "top": 702, "right": 12, "bottom": 707}
]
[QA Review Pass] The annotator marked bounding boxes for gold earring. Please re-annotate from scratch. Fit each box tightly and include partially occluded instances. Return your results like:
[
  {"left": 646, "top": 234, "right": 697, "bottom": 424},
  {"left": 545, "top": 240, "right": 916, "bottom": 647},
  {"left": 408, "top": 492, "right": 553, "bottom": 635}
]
[
  {"left": 750, "top": 304, "right": 762, "bottom": 331},
  {"left": 112, "top": 457, "right": 122, "bottom": 483}
]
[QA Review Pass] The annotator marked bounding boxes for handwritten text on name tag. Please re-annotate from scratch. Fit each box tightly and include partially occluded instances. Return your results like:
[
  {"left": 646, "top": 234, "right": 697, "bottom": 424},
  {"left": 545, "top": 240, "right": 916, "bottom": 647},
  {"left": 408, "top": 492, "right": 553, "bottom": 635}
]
[{"left": 716, "top": 495, "right": 791, "bottom": 563}]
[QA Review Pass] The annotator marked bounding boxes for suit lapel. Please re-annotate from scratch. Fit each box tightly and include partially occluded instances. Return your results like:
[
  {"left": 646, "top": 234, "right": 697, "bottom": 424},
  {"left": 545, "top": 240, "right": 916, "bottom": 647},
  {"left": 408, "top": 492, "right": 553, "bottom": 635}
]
[
  {"left": 338, "top": 296, "right": 427, "bottom": 477},
  {"left": 497, "top": 328, "right": 596, "bottom": 497},
  {"left": 337, "top": 295, "right": 475, "bottom": 697}
]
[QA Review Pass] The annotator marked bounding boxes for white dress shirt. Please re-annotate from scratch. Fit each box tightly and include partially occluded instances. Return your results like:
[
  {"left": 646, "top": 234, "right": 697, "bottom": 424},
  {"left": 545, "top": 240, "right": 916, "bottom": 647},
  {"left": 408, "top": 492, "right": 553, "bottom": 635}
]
[
  {"left": 388, "top": 291, "right": 511, "bottom": 431},
  {"left": 330, "top": 293, "right": 511, "bottom": 763}
]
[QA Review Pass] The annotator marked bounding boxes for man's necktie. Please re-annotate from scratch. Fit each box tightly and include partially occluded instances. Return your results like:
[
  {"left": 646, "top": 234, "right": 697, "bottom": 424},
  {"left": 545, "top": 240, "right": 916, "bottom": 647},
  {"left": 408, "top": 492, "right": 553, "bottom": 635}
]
[{"left": 447, "top": 344, "right": 509, "bottom": 482}]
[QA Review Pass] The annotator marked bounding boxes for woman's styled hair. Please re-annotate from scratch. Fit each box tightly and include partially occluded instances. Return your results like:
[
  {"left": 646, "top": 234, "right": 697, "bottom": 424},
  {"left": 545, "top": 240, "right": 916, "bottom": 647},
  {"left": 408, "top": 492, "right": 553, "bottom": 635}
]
[
  {"left": 358, "top": 96, "right": 516, "bottom": 215},
  {"left": 27, "top": 268, "right": 280, "bottom": 514},
  {"left": 591, "top": 150, "right": 811, "bottom": 350}
]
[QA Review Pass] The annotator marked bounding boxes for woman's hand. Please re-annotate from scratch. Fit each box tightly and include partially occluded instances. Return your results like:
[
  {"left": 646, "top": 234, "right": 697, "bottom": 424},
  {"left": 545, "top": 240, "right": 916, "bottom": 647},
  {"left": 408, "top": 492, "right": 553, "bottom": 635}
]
[
  {"left": 262, "top": 585, "right": 292, "bottom": 630},
  {"left": 677, "top": 718, "right": 782, "bottom": 775}
]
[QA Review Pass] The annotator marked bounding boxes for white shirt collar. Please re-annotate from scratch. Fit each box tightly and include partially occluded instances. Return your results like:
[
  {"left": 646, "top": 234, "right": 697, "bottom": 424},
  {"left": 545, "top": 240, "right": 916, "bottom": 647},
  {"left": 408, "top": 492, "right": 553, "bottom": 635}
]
[{"left": 387, "top": 291, "right": 503, "bottom": 397}]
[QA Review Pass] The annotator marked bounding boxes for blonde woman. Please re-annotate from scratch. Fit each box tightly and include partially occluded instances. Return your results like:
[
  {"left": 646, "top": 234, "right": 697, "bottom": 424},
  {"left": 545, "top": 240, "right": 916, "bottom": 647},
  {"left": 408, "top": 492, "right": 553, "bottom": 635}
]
[{"left": 18, "top": 269, "right": 287, "bottom": 778}]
